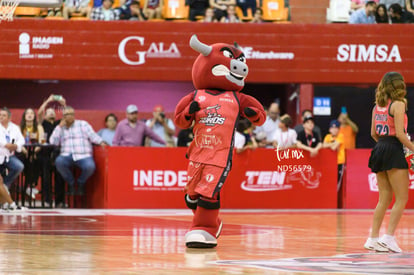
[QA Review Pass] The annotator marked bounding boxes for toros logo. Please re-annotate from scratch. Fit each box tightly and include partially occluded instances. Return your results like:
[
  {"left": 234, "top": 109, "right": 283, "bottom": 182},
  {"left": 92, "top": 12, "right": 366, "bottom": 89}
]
[
  {"left": 199, "top": 104, "right": 226, "bottom": 126},
  {"left": 118, "top": 36, "right": 181, "bottom": 66},
  {"left": 337, "top": 44, "right": 401, "bottom": 63}
]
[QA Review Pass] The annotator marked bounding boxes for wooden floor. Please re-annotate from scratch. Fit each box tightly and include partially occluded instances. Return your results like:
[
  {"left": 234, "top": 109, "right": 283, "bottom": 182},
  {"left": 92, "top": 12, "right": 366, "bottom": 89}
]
[{"left": 0, "top": 209, "right": 413, "bottom": 274}]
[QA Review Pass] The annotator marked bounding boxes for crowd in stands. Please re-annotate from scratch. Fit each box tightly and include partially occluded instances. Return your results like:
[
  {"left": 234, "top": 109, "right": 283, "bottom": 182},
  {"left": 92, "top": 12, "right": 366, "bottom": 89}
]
[
  {"left": 347, "top": 0, "right": 414, "bottom": 23},
  {"left": 12, "top": 0, "right": 290, "bottom": 22}
]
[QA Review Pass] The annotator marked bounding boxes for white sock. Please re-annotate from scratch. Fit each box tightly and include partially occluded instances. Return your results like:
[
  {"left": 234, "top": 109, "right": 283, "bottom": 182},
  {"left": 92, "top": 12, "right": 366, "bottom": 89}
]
[
  {"left": 369, "top": 237, "right": 379, "bottom": 241},
  {"left": 382, "top": 234, "right": 394, "bottom": 241}
]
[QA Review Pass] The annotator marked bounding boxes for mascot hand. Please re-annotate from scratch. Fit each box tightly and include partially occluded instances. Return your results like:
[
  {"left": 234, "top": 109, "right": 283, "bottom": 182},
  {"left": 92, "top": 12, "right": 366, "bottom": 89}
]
[
  {"left": 244, "top": 107, "right": 257, "bottom": 117},
  {"left": 189, "top": 101, "right": 201, "bottom": 114}
]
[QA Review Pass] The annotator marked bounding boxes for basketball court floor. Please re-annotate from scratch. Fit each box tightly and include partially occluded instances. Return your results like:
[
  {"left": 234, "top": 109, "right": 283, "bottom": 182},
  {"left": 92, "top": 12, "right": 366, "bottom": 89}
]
[{"left": 0, "top": 209, "right": 413, "bottom": 274}]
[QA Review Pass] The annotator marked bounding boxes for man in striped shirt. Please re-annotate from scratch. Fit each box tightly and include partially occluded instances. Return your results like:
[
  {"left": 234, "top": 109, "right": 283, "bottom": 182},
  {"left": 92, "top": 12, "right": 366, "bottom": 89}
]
[{"left": 50, "top": 106, "right": 106, "bottom": 196}]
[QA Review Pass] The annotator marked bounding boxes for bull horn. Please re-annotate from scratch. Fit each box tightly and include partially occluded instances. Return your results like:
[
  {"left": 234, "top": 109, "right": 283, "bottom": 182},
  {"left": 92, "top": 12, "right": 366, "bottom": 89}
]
[{"left": 190, "top": 35, "right": 212, "bottom": 56}]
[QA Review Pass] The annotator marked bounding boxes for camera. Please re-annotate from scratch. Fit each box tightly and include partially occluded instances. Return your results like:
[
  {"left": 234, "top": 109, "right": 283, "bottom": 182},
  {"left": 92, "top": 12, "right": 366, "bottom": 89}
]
[
  {"left": 160, "top": 112, "right": 165, "bottom": 119},
  {"left": 53, "top": 95, "right": 63, "bottom": 101}
]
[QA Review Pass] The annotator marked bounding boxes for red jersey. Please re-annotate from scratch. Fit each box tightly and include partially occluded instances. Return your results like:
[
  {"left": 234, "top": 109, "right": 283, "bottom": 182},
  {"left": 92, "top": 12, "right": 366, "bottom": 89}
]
[
  {"left": 187, "top": 90, "right": 240, "bottom": 167},
  {"left": 374, "top": 99, "right": 407, "bottom": 136}
]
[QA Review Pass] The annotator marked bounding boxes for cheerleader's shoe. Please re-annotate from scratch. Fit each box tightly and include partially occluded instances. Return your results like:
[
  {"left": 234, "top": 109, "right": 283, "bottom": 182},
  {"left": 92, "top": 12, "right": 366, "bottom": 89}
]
[
  {"left": 378, "top": 235, "right": 402, "bottom": 253},
  {"left": 185, "top": 230, "right": 217, "bottom": 248},
  {"left": 364, "top": 238, "right": 389, "bottom": 252}
]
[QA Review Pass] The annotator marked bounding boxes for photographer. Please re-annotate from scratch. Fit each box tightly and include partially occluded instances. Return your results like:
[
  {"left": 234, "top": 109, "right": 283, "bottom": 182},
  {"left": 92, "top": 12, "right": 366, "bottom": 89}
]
[{"left": 146, "top": 105, "right": 176, "bottom": 147}]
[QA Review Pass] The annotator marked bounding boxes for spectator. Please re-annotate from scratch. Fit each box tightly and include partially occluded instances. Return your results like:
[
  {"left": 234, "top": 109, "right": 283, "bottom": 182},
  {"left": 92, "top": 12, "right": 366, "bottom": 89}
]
[
  {"left": 236, "top": 0, "right": 256, "bottom": 17},
  {"left": 337, "top": 109, "right": 359, "bottom": 150},
  {"left": 348, "top": 1, "right": 377, "bottom": 24},
  {"left": 234, "top": 118, "right": 257, "bottom": 154},
  {"left": 177, "top": 125, "right": 194, "bottom": 147},
  {"left": 112, "top": 104, "right": 166, "bottom": 146},
  {"left": 296, "top": 115, "right": 322, "bottom": 157},
  {"left": 90, "top": 0, "right": 120, "bottom": 20},
  {"left": 254, "top": 102, "right": 280, "bottom": 148},
  {"left": 272, "top": 114, "right": 297, "bottom": 150},
  {"left": 210, "top": 0, "right": 236, "bottom": 21},
  {"left": 187, "top": 0, "right": 210, "bottom": 21},
  {"left": 323, "top": 120, "right": 345, "bottom": 192},
  {"left": 0, "top": 107, "right": 25, "bottom": 191},
  {"left": 389, "top": 3, "right": 414, "bottom": 22},
  {"left": 142, "top": 0, "right": 162, "bottom": 19},
  {"left": 200, "top": 7, "right": 217, "bottom": 21},
  {"left": 20, "top": 108, "right": 45, "bottom": 201},
  {"left": 379, "top": 0, "right": 405, "bottom": 9},
  {"left": 375, "top": 3, "right": 389, "bottom": 22},
  {"left": 49, "top": 106, "right": 106, "bottom": 196},
  {"left": 250, "top": 7, "right": 263, "bottom": 23},
  {"left": 63, "top": 0, "right": 92, "bottom": 19},
  {"left": 98, "top": 113, "right": 118, "bottom": 146},
  {"left": 38, "top": 94, "right": 66, "bottom": 208},
  {"left": 294, "top": 109, "right": 322, "bottom": 142},
  {"left": 220, "top": 4, "right": 240, "bottom": 22},
  {"left": 119, "top": 0, "right": 147, "bottom": 20},
  {"left": 146, "top": 105, "right": 176, "bottom": 147}
]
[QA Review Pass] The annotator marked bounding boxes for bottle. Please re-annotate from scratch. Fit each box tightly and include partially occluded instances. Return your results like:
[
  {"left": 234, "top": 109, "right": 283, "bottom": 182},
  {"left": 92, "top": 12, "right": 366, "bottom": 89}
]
[{"left": 25, "top": 131, "right": 30, "bottom": 144}]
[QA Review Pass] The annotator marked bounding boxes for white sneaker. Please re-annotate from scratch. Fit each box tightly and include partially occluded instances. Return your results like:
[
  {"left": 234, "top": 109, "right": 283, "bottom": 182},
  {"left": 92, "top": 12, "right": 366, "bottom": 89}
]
[
  {"left": 378, "top": 235, "right": 402, "bottom": 253},
  {"left": 364, "top": 238, "right": 389, "bottom": 252}
]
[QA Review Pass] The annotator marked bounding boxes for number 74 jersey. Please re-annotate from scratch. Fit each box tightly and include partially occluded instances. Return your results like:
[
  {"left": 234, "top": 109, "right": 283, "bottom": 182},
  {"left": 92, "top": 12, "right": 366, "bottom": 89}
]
[{"left": 373, "top": 99, "right": 407, "bottom": 136}]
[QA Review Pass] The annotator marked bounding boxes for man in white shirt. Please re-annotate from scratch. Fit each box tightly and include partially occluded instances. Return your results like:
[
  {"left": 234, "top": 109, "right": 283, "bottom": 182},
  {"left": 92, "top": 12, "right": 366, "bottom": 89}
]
[
  {"left": 254, "top": 102, "right": 280, "bottom": 148},
  {"left": 0, "top": 108, "right": 25, "bottom": 189}
]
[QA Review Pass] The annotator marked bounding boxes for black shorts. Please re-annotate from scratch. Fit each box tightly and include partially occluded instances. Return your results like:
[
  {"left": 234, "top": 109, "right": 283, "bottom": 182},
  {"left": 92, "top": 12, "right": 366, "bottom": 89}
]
[{"left": 368, "top": 136, "right": 408, "bottom": 173}]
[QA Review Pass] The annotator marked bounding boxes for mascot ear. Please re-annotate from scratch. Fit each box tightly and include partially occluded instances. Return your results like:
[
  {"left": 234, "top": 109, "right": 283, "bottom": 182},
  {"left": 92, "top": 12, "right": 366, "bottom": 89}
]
[{"left": 190, "top": 35, "right": 212, "bottom": 56}]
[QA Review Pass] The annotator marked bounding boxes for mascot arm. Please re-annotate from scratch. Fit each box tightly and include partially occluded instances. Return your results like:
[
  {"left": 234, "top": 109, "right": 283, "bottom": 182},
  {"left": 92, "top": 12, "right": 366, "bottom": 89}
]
[
  {"left": 239, "top": 94, "right": 266, "bottom": 126},
  {"left": 174, "top": 92, "right": 196, "bottom": 129}
]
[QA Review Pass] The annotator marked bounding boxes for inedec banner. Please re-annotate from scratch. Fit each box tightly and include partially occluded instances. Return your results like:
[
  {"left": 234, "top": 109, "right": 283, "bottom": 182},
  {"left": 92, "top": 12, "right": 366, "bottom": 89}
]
[
  {"left": 0, "top": 20, "right": 413, "bottom": 84},
  {"left": 343, "top": 149, "right": 414, "bottom": 209},
  {"left": 87, "top": 147, "right": 337, "bottom": 209}
]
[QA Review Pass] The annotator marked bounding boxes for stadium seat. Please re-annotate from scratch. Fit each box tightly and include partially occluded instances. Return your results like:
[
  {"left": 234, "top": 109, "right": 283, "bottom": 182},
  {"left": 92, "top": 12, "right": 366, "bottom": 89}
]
[
  {"left": 14, "top": 6, "right": 41, "bottom": 17},
  {"left": 326, "top": 0, "right": 351, "bottom": 23},
  {"left": 261, "top": 0, "right": 288, "bottom": 21},
  {"left": 162, "top": 0, "right": 188, "bottom": 20},
  {"left": 235, "top": 6, "right": 253, "bottom": 21}
]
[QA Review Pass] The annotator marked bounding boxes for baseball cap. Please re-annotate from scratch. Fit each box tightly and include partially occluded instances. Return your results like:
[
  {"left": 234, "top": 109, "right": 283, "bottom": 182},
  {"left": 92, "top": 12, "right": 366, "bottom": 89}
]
[
  {"left": 153, "top": 104, "right": 164, "bottom": 112},
  {"left": 126, "top": 104, "right": 138, "bottom": 114},
  {"left": 303, "top": 115, "right": 314, "bottom": 123},
  {"left": 329, "top": 119, "right": 340, "bottom": 128}
]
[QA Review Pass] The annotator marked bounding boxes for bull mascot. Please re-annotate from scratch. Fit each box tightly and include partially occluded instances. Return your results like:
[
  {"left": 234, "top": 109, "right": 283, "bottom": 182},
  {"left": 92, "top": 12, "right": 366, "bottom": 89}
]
[{"left": 174, "top": 35, "right": 266, "bottom": 248}]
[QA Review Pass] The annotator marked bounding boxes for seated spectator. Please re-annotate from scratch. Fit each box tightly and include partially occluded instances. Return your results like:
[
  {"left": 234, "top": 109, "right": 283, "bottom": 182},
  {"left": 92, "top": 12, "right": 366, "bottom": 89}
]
[
  {"left": 296, "top": 115, "right": 322, "bottom": 157},
  {"left": 250, "top": 8, "right": 263, "bottom": 23},
  {"left": 187, "top": 0, "right": 210, "bottom": 21},
  {"left": 20, "top": 108, "right": 45, "bottom": 201},
  {"left": 113, "top": 104, "right": 166, "bottom": 146},
  {"left": 379, "top": 0, "right": 405, "bottom": 9},
  {"left": 210, "top": 0, "right": 236, "bottom": 21},
  {"left": 271, "top": 114, "right": 297, "bottom": 150},
  {"left": 236, "top": 0, "right": 256, "bottom": 17},
  {"left": 142, "top": 0, "right": 162, "bottom": 19},
  {"left": 220, "top": 4, "right": 240, "bottom": 22},
  {"left": 389, "top": 3, "right": 414, "bottom": 22},
  {"left": 323, "top": 120, "right": 345, "bottom": 191},
  {"left": 49, "top": 106, "right": 106, "bottom": 196},
  {"left": 146, "top": 105, "right": 176, "bottom": 147},
  {"left": 119, "top": 0, "right": 147, "bottom": 20},
  {"left": 98, "top": 113, "right": 118, "bottom": 145},
  {"left": 294, "top": 109, "right": 322, "bottom": 142},
  {"left": 234, "top": 118, "right": 257, "bottom": 154},
  {"left": 200, "top": 7, "right": 218, "bottom": 21},
  {"left": 348, "top": 1, "right": 377, "bottom": 23},
  {"left": 63, "top": 0, "right": 92, "bottom": 19},
  {"left": 90, "top": 0, "right": 120, "bottom": 20},
  {"left": 375, "top": 3, "right": 389, "bottom": 22},
  {"left": 337, "top": 109, "right": 359, "bottom": 150},
  {"left": 0, "top": 107, "right": 25, "bottom": 192},
  {"left": 254, "top": 101, "right": 280, "bottom": 148}
]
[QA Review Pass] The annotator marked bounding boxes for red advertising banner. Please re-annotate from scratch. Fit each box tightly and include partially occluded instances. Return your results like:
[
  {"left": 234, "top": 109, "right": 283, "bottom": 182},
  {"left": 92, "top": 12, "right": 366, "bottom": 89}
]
[
  {"left": 343, "top": 149, "right": 414, "bottom": 209},
  {"left": 87, "top": 147, "right": 337, "bottom": 209},
  {"left": 0, "top": 20, "right": 413, "bottom": 84}
]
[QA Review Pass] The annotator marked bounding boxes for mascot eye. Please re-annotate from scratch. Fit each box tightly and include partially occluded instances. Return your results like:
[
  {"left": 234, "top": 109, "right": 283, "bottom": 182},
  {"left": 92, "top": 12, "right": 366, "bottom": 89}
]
[
  {"left": 238, "top": 56, "right": 246, "bottom": 63},
  {"left": 223, "top": 50, "right": 234, "bottom": 59}
]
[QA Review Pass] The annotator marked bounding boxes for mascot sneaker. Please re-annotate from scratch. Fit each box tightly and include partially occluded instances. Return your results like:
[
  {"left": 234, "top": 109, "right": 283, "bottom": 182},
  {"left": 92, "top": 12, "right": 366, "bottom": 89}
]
[{"left": 185, "top": 230, "right": 217, "bottom": 248}]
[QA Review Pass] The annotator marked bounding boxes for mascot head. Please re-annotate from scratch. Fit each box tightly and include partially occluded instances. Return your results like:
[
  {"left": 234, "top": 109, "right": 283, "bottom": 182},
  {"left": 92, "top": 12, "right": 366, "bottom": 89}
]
[{"left": 190, "top": 35, "right": 248, "bottom": 92}]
